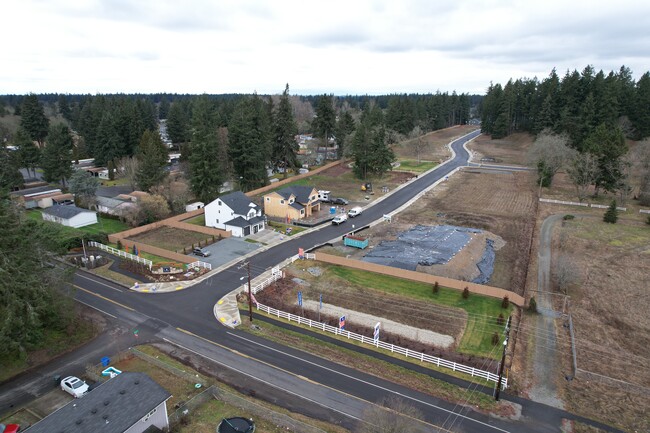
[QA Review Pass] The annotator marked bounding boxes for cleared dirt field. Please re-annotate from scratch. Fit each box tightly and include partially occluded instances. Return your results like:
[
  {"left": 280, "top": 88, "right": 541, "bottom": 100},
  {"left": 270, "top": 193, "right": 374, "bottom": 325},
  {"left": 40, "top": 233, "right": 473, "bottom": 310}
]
[
  {"left": 555, "top": 216, "right": 650, "bottom": 432},
  {"left": 393, "top": 125, "right": 479, "bottom": 163},
  {"left": 126, "top": 226, "right": 214, "bottom": 252},
  {"left": 468, "top": 133, "right": 534, "bottom": 166}
]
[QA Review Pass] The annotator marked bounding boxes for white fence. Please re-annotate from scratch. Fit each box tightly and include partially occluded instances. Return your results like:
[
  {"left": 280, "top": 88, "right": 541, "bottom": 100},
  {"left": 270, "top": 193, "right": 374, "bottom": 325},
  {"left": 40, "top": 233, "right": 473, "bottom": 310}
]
[
  {"left": 255, "top": 302, "right": 506, "bottom": 387},
  {"left": 88, "top": 241, "right": 152, "bottom": 269},
  {"left": 639, "top": 209, "right": 650, "bottom": 214},
  {"left": 539, "top": 198, "right": 627, "bottom": 211},
  {"left": 189, "top": 260, "right": 212, "bottom": 270}
]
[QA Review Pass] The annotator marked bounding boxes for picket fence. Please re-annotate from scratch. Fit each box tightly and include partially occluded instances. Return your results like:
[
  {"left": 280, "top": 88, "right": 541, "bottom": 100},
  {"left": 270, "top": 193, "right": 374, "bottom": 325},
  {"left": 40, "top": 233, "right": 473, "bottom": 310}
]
[
  {"left": 540, "top": 198, "right": 627, "bottom": 211},
  {"left": 189, "top": 260, "right": 212, "bottom": 270},
  {"left": 255, "top": 302, "right": 506, "bottom": 387},
  {"left": 88, "top": 241, "right": 152, "bottom": 269}
]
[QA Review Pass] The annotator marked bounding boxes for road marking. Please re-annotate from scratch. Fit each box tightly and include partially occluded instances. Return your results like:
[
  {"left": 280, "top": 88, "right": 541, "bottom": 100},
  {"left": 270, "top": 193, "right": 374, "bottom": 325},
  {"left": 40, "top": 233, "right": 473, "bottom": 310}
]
[
  {"left": 226, "top": 331, "right": 511, "bottom": 433},
  {"left": 74, "top": 299, "right": 117, "bottom": 318},
  {"left": 74, "top": 285, "right": 135, "bottom": 311},
  {"left": 76, "top": 273, "right": 123, "bottom": 292}
]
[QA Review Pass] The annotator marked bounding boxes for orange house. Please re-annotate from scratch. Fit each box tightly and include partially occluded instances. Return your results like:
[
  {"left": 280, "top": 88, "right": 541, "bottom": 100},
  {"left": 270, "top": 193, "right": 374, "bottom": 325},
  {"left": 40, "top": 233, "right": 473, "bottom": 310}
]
[{"left": 263, "top": 186, "right": 321, "bottom": 221}]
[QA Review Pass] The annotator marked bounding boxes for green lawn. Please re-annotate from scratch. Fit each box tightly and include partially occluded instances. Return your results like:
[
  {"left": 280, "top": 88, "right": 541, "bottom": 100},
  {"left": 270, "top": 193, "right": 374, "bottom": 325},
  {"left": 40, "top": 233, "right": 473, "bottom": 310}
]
[
  {"left": 267, "top": 221, "right": 306, "bottom": 236},
  {"left": 183, "top": 214, "right": 205, "bottom": 226},
  {"left": 26, "top": 210, "right": 129, "bottom": 236},
  {"left": 396, "top": 159, "right": 438, "bottom": 173},
  {"left": 329, "top": 266, "right": 513, "bottom": 358}
]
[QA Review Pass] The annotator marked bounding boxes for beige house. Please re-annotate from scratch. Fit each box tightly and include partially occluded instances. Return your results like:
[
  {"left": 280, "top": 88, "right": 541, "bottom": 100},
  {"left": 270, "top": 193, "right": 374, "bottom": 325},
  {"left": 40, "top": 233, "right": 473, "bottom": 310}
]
[{"left": 263, "top": 186, "right": 320, "bottom": 221}]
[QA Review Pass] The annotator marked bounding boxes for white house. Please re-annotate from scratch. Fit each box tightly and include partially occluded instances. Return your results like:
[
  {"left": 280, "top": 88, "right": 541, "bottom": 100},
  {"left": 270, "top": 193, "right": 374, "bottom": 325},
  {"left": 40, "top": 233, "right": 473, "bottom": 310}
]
[
  {"left": 42, "top": 205, "right": 98, "bottom": 228},
  {"left": 205, "top": 191, "right": 265, "bottom": 237},
  {"left": 26, "top": 372, "right": 172, "bottom": 433}
]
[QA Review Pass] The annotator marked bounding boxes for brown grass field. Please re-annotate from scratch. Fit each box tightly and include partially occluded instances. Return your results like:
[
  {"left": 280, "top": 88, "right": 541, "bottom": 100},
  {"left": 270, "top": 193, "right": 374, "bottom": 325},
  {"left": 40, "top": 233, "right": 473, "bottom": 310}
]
[
  {"left": 126, "top": 226, "right": 213, "bottom": 252},
  {"left": 468, "top": 132, "right": 534, "bottom": 166},
  {"left": 393, "top": 125, "right": 479, "bottom": 162}
]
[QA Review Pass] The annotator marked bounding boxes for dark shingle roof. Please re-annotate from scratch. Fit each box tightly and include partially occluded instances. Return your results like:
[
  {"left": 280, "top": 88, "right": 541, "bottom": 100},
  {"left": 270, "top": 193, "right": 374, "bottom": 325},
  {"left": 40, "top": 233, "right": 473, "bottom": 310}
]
[
  {"left": 26, "top": 372, "right": 171, "bottom": 433},
  {"left": 218, "top": 191, "right": 258, "bottom": 216},
  {"left": 225, "top": 216, "right": 265, "bottom": 228},
  {"left": 41, "top": 205, "right": 95, "bottom": 219},
  {"left": 276, "top": 186, "right": 315, "bottom": 203}
]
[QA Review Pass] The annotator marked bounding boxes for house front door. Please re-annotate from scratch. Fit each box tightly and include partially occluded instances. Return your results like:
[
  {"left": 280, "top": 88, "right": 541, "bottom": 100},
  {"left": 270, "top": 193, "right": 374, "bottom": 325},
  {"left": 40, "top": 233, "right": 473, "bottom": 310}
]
[{"left": 244, "top": 226, "right": 251, "bottom": 236}]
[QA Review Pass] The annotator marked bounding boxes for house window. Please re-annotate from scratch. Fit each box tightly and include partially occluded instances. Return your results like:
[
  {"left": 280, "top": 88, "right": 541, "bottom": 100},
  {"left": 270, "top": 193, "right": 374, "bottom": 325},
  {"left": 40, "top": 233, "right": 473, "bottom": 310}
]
[
  {"left": 142, "top": 407, "right": 157, "bottom": 422},
  {"left": 280, "top": 200, "right": 285, "bottom": 204},
  {"left": 300, "top": 209, "right": 305, "bottom": 215},
  {"left": 216, "top": 219, "right": 219, "bottom": 224},
  {"left": 266, "top": 197, "right": 270, "bottom": 202}
]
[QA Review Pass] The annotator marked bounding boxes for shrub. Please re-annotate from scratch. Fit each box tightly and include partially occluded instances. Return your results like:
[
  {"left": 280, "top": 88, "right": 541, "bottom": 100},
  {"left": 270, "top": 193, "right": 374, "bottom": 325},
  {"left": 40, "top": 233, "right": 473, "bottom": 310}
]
[
  {"left": 116, "top": 239, "right": 123, "bottom": 250},
  {"left": 497, "top": 313, "right": 505, "bottom": 326},
  {"left": 528, "top": 296, "right": 538, "bottom": 313},
  {"left": 462, "top": 287, "right": 470, "bottom": 299},
  {"left": 563, "top": 214, "right": 575, "bottom": 220},
  {"left": 501, "top": 295, "right": 510, "bottom": 309},
  {"left": 432, "top": 281, "right": 439, "bottom": 294},
  {"left": 646, "top": 214, "right": 650, "bottom": 225},
  {"left": 491, "top": 332, "right": 500, "bottom": 346},
  {"left": 603, "top": 200, "right": 618, "bottom": 224}
]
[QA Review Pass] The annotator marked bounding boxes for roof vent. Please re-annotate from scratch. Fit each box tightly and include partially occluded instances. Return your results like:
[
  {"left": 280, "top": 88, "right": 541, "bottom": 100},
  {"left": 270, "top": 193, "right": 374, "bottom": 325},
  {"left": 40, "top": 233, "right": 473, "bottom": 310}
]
[
  {"left": 134, "top": 380, "right": 140, "bottom": 385},
  {"left": 103, "top": 400, "right": 110, "bottom": 406},
  {"left": 76, "top": 419, "right": 82, "bottom": 425},
  {"left": 91, "top": 408, "right": 97, "bottom": 414},
  {"left": 120, "top": 389, "right": 126, "bottom": 395},
  {"left": 103, "top": 415, "right": 108, "bottom": 420}
]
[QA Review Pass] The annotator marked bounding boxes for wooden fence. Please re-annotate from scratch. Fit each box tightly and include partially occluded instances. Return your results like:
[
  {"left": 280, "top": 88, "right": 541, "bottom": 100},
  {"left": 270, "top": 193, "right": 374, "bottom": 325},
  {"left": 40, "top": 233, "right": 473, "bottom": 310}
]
[{"left": 313, "top": 252, "right": 526, "bottom": 306}]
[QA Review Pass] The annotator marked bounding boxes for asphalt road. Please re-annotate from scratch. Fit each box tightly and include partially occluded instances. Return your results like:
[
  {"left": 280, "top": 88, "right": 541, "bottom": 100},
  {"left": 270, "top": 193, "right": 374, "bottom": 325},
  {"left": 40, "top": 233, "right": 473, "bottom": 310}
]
[{"left": 8, "top": 130, "right": 623, "bottom": 433}]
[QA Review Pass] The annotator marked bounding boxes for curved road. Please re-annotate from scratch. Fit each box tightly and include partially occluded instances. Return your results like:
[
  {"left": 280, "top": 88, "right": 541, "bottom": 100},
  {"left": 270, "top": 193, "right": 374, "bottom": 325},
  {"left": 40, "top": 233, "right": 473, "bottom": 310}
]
[{"left": 60, "top": 131, "right": 622, "bottom": 433}]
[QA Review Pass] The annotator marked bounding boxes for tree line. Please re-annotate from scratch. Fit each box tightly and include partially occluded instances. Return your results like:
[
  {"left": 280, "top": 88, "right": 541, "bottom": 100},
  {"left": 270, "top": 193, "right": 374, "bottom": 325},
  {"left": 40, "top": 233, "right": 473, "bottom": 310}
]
[{"left": 480, "top": 65, "right": 650, "bottom": 205}]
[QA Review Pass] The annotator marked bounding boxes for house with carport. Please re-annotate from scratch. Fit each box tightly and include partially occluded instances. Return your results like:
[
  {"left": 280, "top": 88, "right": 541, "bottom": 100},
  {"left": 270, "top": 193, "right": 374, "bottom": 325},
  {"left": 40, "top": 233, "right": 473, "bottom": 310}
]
[
  {"left": 263, "top": 185, "right": 320, "bottom": 222},
  {"left": 204, "top": 191, "right": 265, "bottom": 237}
]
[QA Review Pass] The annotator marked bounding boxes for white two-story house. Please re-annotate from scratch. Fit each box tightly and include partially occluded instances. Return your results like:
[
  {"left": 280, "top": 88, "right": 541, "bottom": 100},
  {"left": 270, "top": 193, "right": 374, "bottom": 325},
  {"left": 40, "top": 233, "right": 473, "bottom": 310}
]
[{"left": 204, "top": 191, "right": 265, "bottom": 237}]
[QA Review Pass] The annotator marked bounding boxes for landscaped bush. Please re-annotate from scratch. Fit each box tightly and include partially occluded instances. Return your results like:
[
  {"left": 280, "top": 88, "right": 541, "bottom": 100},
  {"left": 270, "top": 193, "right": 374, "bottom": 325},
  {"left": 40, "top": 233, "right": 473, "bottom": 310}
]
[
  {"left": 432, "top": 281, "right": 439, "bottom": 294},
  {"left": 528, "top": 296, "right": 537, "bottom": 313},
  {"left": 501, "top": 296, "right": 510, "bottom": 309},
  {"left": 563, "top": 214, "right": 575, "bottom": 220},
  {"left": 462, "top": 287, "right": 470, "bottom": 299}
]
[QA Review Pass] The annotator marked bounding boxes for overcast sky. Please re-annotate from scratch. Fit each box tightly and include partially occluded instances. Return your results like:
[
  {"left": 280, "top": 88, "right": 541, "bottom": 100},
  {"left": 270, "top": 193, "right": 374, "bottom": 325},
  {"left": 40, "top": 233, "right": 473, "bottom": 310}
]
[{"left": 2, "top": 0, "right": 649, "bottom": 95}]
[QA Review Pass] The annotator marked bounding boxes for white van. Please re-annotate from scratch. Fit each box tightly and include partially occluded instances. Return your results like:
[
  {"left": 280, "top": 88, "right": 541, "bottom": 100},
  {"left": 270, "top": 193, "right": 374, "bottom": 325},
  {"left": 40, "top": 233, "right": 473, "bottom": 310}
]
[
  {"left": 318, "top": 190, "right": 331, "bottom": 202},
  {"left": 348, "top": 206, "right": 363, "bottom": 218},
  {"left": 332, "top": 214, "right": 348, "bottom": 225}
]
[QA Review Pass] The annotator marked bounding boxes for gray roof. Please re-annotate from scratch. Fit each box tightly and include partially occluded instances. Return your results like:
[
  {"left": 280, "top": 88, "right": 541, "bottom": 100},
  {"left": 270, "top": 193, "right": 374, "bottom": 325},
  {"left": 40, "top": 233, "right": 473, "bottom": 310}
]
[
  {"left": 10, "top": 185, "right": 61, "bottom": 197},
  {"left": 26, "top": 372, "right": 171, "bottom": 433},
  {"left": 276, "top": 186, "right": 315, "bottom": 204},
  {"left": 96, "top": 196, "right": 130, "bottom": 209},
  {"left": 42, "top": 205, "right": 95, "bottom": 219},
  {"left": 289, "top": 202, "right": 304, "bottom": 211},
  {"left": 225, "top": 215, "right": 264, "bottom": 228},
  {"left": 217, "top": 191, "right": 258, "bottom": 215}
]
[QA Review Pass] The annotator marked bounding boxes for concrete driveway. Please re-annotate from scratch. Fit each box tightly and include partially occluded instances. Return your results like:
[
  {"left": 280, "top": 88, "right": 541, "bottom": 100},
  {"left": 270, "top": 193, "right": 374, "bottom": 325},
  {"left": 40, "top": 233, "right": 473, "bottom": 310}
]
[{"left": 188, "top": 237, "right": 261, "bottom": 268}]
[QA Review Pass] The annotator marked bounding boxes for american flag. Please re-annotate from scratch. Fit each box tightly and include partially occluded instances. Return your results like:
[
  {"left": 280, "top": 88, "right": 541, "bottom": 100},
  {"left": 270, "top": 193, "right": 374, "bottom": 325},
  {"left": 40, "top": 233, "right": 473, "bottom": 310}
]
[{"left": 339, "top": 315, "right": 346, "bottom": 330}]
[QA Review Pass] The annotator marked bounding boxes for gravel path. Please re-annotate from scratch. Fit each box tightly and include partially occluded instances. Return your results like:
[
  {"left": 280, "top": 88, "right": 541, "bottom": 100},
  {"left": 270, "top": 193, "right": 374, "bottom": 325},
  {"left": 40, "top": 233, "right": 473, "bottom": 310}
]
[{"left": 302, "top": 300, "right": 455, "bottom": 348}]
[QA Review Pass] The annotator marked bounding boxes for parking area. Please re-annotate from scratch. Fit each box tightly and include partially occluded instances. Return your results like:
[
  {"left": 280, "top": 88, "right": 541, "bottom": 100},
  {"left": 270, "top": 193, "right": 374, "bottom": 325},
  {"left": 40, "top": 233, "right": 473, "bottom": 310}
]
[
  {"left": 1, "top": 388, "right": 73, "bottom": 429},
  {"left": 187, "top": 237, "right": 261, "bottom": 268}
]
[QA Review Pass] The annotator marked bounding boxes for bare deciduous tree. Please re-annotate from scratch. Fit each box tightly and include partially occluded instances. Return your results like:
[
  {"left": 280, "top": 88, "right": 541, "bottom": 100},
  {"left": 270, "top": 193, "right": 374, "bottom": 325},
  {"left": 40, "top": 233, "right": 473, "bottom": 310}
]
[
  {"left": 408, "top": 126, "right": 426, "bottom": 164},
  {"left": 150, "top": 177, "right": 191, "bottom": 214},
  {"left": 356, "top": 396, "right": 424, "bottom": 433},
  {"left": 122, "top": 194, "right": 170, "bottom": 227},
  {"left": 566, "top": 152, "right": 599, "bottom": 202},
  {"left": 115, "top": 156, "right": 139, "bottom": 191},
  {"left": 555, "top": 254, "right": 580, "bottom": 295},
  {"left": 528, "top": 130, "right": 576, "bottom": 186}
]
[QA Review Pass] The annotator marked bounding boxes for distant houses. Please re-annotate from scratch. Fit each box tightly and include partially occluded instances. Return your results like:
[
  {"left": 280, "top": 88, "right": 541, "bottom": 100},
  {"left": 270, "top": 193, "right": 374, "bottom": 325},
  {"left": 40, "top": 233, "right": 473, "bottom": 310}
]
[
  {"left": 204, "top": 191, "right": 265, "bottom": 237},
  {"left": 263, "top": 185, "right": 320, "bottom": 221},
  {"left": 10, "top": 185, "right": 73, "bottom": 209}
]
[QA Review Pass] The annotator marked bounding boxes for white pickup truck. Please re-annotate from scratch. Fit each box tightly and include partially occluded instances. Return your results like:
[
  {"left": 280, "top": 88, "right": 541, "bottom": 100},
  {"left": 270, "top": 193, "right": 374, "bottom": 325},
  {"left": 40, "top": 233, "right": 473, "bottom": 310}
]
[
  {"left": 332, "top": 214, "right": 348, "bottom": 225},
  {"left": 348, "top": 206, "right": 363, "bottom": 217}
]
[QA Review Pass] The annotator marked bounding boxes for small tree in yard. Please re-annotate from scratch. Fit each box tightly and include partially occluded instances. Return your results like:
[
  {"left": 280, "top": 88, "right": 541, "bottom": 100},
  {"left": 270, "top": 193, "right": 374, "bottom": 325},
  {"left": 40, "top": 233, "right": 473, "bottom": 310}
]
[
  {"left": 432, "top": 281, "right": 439, "bottom": 294},
  {"left": 603, "top": 200, "right": 618, "bottom": 224},
  {"left": 462, "top": 286, "right": 470, "bottom": 299},
  {"left": 497, "top": 313, "right": 505, "bottom": 326},
  {"left": 646, "top": 214, "right": 650, "bottom": 225},
  {"left": 528, "top": 297, "right": 537, "bottom": 313},
  {"left": 492, "top": 332, "right": 500, "bottom": 346},
  {"left": 501, "top": 296, "right": 510, "bottom": 309}
]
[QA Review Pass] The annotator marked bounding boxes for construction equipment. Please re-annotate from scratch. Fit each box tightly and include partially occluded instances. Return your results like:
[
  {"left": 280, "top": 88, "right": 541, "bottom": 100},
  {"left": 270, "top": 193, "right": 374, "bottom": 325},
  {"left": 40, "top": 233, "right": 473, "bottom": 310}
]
[{"left": 361, "top": 182, "right": 373, "bottom": 193}]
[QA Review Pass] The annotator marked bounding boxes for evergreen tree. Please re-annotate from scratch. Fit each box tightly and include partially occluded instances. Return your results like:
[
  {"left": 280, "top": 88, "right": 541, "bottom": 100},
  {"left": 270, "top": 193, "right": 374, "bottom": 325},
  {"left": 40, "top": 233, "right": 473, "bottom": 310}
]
[
  {"left": 312, "top": 94, "right": 336, "bottom": 155},
  {"left": 20, "top": 94, "right": 50, "bottom": 147},
  {"left": 0, "top": 148, "right": 23, "bottom": 190},
  {"left": 57, "top": 94, "right": 71, "bottom": 121},
  {"left": 158, "top": 96, "right": 170, "bottom": 119},
  {"left": 68, "top": 169, "right": 99, "bottom": 207},
  {"left": 167, "top": 101, "right": 190, "bottom": 144},
  {"left": 583, "top": 123, "right": 627, "bottom": 194},
  {"left": 272, "top": 84, "right": 299, "bottom": 178},
  {"left": 41, "top": 124, "right": 74, "bottom": 185},
  {"left": 189, "top": 96, "right": 228, "bottom": 202},
  {"left": 14, "top": 128, "right": 41, "bottom": 178},
  {"left": 603, "top": 200, "right": 618, "bottom": 223},
  {"left": 350, "top": 115, "right": 394, "bottom": 180},
  {"left": 633, "top": 72, "right": 650, "bottom": 139},
  {"left": 135, "top": 130, "right": 169, "bottom": 192},
  {"left": 229, "top": 95, "right": 271, "bottom": 191},
  {"left": 94, "top": 112, "right": 121, "bottom": 167},
  {"left": 334, "top": 110, "right": 355, "bottom": 158}
]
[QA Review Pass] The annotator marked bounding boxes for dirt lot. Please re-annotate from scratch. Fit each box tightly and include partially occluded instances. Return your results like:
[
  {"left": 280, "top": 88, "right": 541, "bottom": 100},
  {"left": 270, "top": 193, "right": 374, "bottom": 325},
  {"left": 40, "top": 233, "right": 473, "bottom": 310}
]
[
  {"left": 393, "top": 125, "right": 479, "bottom": 163},
  {"left": 126, "top": 226, "right": 216, "bottom": 252},
  {"left": 468, "top": 132, "right": 534, "bottom": 166},
  {"left": 555, "top": 214, "right": 650, "bottom": 432}
]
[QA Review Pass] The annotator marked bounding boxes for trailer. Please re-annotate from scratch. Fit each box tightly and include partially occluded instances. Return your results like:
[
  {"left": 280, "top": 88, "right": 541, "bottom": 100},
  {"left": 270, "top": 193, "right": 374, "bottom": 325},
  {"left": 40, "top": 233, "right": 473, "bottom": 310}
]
[{"left": 344, "top": 235, "right": 368, "bottom": 249}]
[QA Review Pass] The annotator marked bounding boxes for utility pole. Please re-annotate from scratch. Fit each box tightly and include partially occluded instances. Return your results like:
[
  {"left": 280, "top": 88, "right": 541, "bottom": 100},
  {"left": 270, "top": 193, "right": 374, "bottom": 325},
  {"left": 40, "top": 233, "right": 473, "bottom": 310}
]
[
  {"left": 495, "top": 315, "right": 511, "bottom": 401},
  {"left": 239, "top": 261, "right": 253, "bottom": 322}
]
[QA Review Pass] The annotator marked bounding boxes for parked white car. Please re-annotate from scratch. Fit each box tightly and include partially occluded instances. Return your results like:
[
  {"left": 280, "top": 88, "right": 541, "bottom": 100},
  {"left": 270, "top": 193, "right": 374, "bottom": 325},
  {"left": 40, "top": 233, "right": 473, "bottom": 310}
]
[
  {"left": 61, "top": 376, "right": 89, "bottom": 398},
  {"left": 332, "top": 214, "right": 348, "bottom": 225},
  {"left": 348, "top": 206, "right": 363, "bottom": 218}
]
